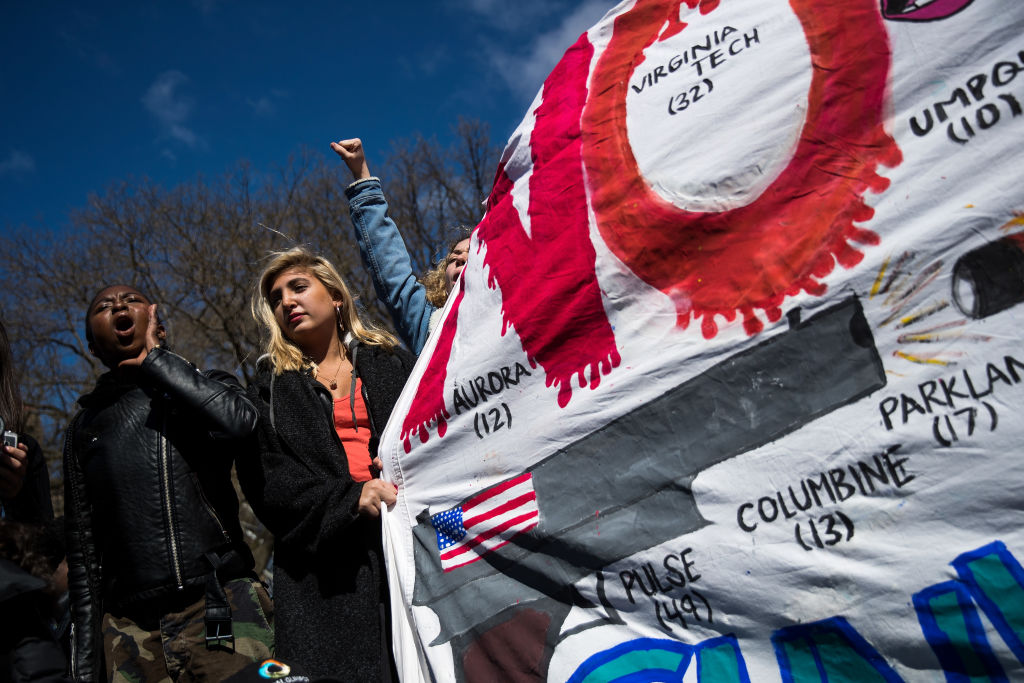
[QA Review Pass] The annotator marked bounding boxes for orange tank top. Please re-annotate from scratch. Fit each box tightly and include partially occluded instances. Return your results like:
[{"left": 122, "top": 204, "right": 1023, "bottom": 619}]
[{"left": 333, "top": 378, "right": 373, "bottom": 482}]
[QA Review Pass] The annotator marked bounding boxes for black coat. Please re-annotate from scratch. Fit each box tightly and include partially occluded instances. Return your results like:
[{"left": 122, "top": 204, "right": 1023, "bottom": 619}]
[
  {"left": 63, "top": 348, "right": 258, "bottom": 681},
  {"left": 0, "top": 434, "right": 53, "bottom": 525},
  {"left": 0, "top": 558, "right": 67, "bottom": 683},
  {"left": 240, "top": 340, "right": 413, "bottom": 680}
]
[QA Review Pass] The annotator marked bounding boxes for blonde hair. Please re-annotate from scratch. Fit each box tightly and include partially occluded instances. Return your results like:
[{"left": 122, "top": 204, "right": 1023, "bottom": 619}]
[
  {"left": 421, "top": 263, "right": 448, "bottom": 308},
  {"left": 421, "top": 228, "right": 473, "bottom": 308},
  {"left": 252, "top": 247, "right": 398, "bottom": 374}
]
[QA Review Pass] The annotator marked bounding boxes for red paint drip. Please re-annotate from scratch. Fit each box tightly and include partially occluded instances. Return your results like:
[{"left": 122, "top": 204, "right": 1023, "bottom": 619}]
[
  {"left": 478, "top": 34, "right": 620, "bottom": 409},
  {"left": 399, "top": 283, "right": 463, "bottom": 453},
  {"left": 683, "top": 0, "right": 721, "bottom": 13},
  {"left": 659, "top": 2, "right": 688, "bottom": 41},
  {"left": 581, "top": 0, "right": 902, "bottom": 339},
  {"left": 398, "top": 34, "right": 621, "bottom": 450}
]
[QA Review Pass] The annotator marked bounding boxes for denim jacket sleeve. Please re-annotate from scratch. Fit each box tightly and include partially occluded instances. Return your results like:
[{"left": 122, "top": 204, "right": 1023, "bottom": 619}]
[{"left": 345, "top": 178, "right": 435, "bottom": 354}]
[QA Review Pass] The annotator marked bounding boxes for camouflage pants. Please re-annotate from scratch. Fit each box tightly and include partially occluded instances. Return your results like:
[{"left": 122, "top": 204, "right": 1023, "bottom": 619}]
[{"left": 102, "top": 578, "right": 274, "bottom": 683}]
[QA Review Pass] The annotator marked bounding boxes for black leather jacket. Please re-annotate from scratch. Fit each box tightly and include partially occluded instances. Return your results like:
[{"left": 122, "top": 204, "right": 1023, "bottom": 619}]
[
  {"left": 63, "top": 348, "right": 258, "bottom": 681},
  {"left": 0, "top": 558, "right": 68, "bottom": 683}
]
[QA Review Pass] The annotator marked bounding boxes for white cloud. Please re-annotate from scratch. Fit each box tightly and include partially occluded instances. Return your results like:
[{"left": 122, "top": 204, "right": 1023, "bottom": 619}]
[
  {"left": 142, "top": 70, "right": 202, "bottom": 148},
  {"left": 455, "top": 0, "right": 554, "bottom": 31},
  {"left": 246, "top": 90, "right": 288, "bottom": 118},
  {"left": 247, "top": 96, "right": 275, "bottom": 117},
  {"left": 486, "top": 0, "right": 611, "bottom": 102},
  {"left": 0, "top": 150, "right": 36, "bottom": 175}
]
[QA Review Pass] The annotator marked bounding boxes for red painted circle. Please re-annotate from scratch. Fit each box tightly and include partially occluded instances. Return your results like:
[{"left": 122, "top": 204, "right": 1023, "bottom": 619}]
[{"left": 582, "top": 0, "right": 901, "bottom": 337}]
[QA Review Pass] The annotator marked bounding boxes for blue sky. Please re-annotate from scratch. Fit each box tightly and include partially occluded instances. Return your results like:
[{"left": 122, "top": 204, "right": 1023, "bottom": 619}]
[{"left": 0, "top": 0, "right": 610, "bottom": 235}]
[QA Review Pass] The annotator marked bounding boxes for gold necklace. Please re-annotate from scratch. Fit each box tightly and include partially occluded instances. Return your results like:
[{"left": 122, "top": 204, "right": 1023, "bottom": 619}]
[{"left": 318, "top": 355, "right": 344, "bottom": 391}]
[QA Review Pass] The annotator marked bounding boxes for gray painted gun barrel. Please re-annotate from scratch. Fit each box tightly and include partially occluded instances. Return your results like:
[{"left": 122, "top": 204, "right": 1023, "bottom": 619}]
[{"left": 412, "top": 296, "right": 886, "bottom": 645}]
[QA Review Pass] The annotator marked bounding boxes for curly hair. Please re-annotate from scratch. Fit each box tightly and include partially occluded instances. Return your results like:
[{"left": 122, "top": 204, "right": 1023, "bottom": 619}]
[{"left": 422, "top": 227, "right": 473, "bottom": 308}]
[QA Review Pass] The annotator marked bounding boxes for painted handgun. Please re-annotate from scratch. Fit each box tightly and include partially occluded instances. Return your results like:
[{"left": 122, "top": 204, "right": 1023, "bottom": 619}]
[
  {"left": 410, "top": 296, "right": 886, "bottom": 681},
  {"left": 952, "top": 233, "right": 1024, "bottom": 320}
]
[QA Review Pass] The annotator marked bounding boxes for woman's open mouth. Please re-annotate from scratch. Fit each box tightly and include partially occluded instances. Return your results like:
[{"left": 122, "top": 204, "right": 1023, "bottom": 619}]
[{"left": 113, "top": 315, "right": 135, "bottom": 338}]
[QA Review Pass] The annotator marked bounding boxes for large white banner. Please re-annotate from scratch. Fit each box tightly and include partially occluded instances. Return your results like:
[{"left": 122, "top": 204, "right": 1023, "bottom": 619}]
[{"left": 379, "top": 0, "right": 1024, "bottom": 680}]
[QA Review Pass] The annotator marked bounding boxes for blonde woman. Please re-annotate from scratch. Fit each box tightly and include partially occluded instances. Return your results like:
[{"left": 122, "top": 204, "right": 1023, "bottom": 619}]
[{"left": 241, "top": 248, "right": 414, "bottom": 679}]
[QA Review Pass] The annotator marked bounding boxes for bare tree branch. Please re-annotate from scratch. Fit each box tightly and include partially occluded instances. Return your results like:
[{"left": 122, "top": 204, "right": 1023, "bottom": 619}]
[{"left": 0, "top": 120, "right": 499, "bottom": 568}]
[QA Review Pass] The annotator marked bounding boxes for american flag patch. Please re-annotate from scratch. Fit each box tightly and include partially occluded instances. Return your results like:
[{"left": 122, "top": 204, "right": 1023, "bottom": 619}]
[{"left": 431, "top": 472, "right": 540, "bottom": 572}]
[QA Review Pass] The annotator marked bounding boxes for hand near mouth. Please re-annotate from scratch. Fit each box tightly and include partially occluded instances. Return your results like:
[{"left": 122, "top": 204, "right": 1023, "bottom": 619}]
[{"left": 119, "top": 303, "right": 163, "bottom": 368}]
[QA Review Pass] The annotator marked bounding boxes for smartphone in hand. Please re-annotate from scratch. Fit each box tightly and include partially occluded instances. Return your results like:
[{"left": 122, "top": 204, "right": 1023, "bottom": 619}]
[{"left": 0, "top": 415, "right": 17, "bottom": 451}]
